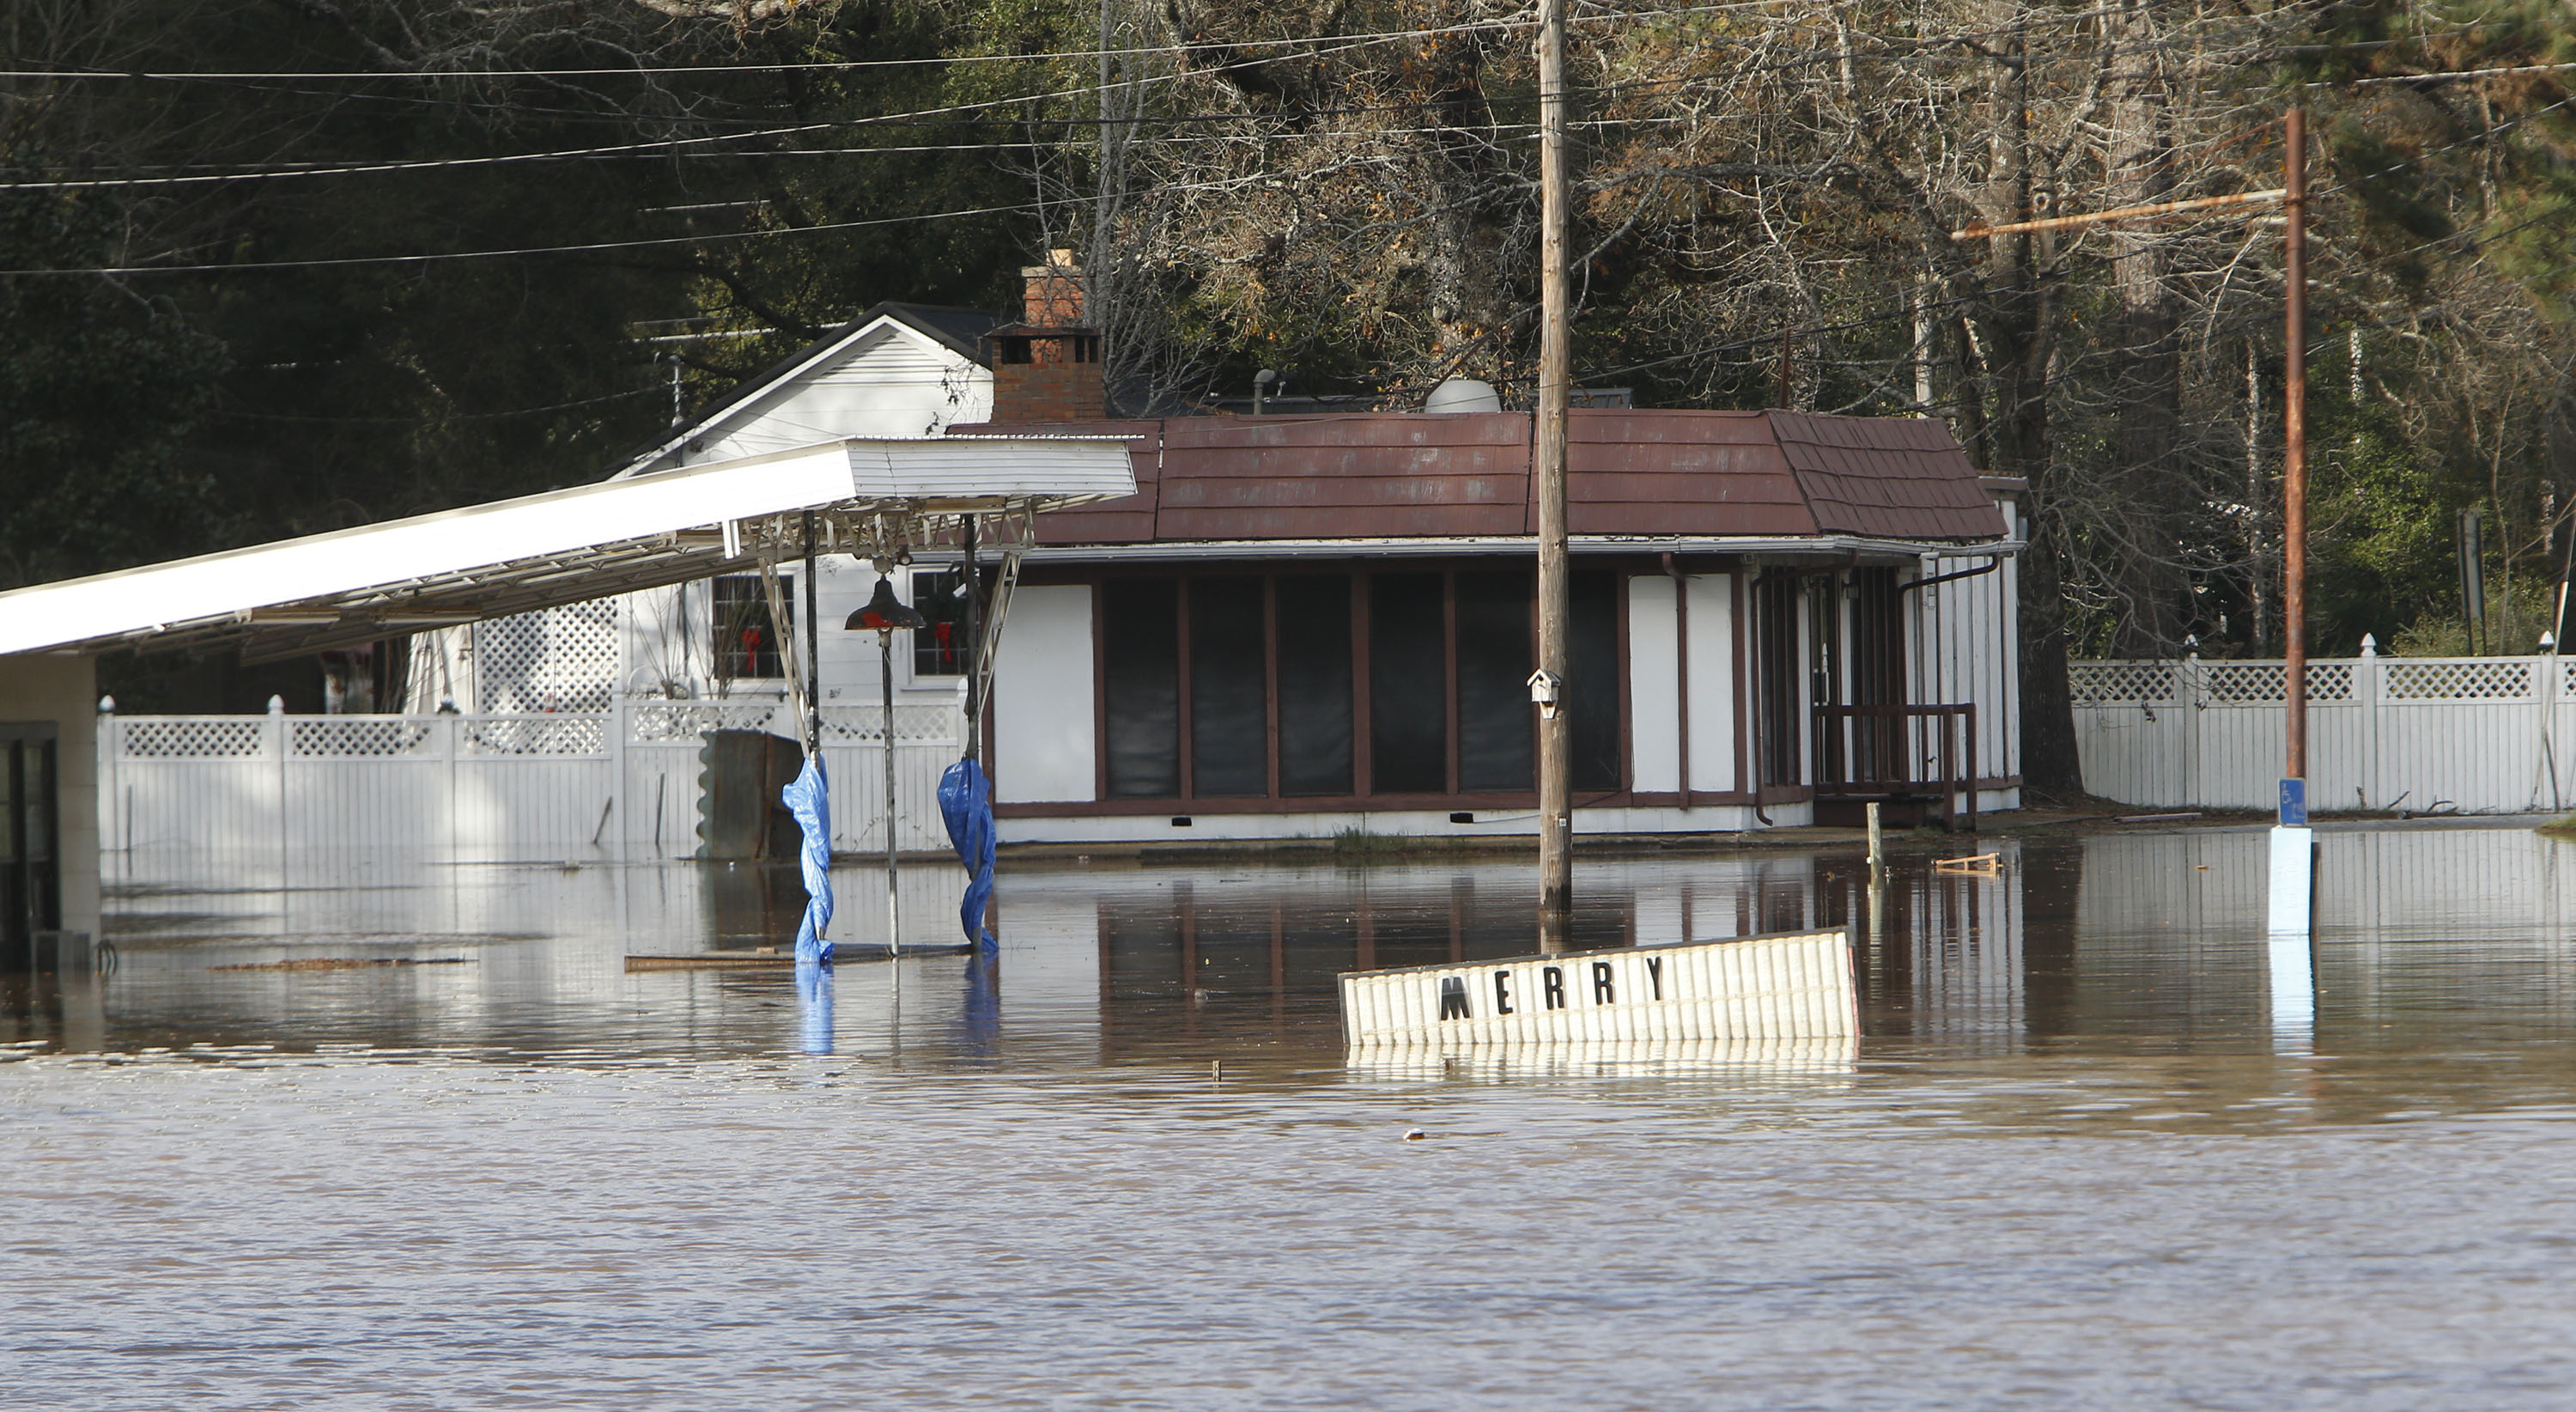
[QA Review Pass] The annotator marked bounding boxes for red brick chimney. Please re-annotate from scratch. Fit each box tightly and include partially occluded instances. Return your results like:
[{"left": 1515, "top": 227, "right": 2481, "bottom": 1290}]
[{"left": 987, "top": 249, "right": 1104, "bottom": 422}]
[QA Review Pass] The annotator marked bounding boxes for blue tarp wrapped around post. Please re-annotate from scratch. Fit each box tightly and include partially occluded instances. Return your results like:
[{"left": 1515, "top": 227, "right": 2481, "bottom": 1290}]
[
  {"left": 783, "top": 754, "right": 834, "bottom": 965},
  {"left": 795, "top": 955, "right": 835, "bottom": 1054},
  {"left": 939, "top": 758, "right": 998, "bottom": 956}
]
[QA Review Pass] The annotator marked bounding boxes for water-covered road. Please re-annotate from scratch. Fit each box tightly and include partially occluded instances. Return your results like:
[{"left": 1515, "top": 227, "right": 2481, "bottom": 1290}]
[{"left": 9, "top": 825, "right": 2576, "bottom": 1409}]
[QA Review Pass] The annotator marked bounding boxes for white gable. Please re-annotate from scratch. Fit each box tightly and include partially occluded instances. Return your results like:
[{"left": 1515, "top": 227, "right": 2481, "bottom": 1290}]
[{"left": 620, "top": 314, "right": 993, "bottom": 478}]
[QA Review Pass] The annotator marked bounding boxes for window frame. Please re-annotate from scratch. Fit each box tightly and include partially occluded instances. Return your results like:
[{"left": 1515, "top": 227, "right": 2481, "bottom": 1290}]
[
  {"left": 1060, "top": 562, "right": 1637, "bottom": 813},
  {"left": 708, "top": 572, "right": 793, "bottom": 684}
]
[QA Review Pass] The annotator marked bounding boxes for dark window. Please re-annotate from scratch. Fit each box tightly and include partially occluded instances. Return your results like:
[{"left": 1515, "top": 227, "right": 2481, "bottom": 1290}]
[
  {"left": 711, "top": 574, "right": 787, "bottom": 680},
  {"left": 1275, "top": 575, "right": 1354, "bottom": 795},
  {"left": 1089, "top": 565, "right": 1629, "bottom": 806},
  {"left": 1848, "top": 568, "right": 1907, "bottom": 781},
  {"left": 993, "top": 337, "right": 1033, "bottom": 365},
  {"left": 1570, "top": 571, "right": 1623, "bottom": 792},
  {"left": 1755, "top": 575, "right": 1802, "bottom": 787},
  {"left": 910, "top": 569, "right": 971, "bottom": 678},
  {"left": 1102, "top": 579, "right": 1181, "bottom": 797},
  {"left": 2, "top": 726, "right": 61, "bottom": 950},
  {"left": 1807, "top": 576, "right": 1842, "bottom": 787},
  {"left": 1455, "top": 570, "right": 1534, "bottom": 792},
  {"left": 1369, "top": 574, "right": 1449, "bottom": 794},
  {"left": 1189, "top": 578, "right": 1269, "bottom": 797}
]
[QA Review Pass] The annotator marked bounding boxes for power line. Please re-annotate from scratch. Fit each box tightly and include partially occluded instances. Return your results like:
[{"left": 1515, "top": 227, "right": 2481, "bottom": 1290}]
[
  {"left": 0, "top": 160, "right": 1321, "bottom": 275},
  {"left": 0, "top": 3, "right": 1931, "bottom": 85}
]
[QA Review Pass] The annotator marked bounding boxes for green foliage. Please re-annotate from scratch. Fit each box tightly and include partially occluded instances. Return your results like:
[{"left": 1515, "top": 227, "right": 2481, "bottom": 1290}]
[{"left": 0, "top": 187, "right": 228, "bottom": 587}]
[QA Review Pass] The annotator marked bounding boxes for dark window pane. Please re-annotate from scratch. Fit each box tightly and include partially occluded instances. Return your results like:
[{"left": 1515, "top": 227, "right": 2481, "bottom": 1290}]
[
  {"left": 1455, "top": 569, "right": 1534, "bottom": 792},
  {"left": 1570, "top": 571, "right": 1622, "bottom": 792},
  {"left": 1103, "top": 579, "right": 1180, "bottom": 798},
  {"left": 1756, "top": 576, "right": 1801, "bottom": 787},
  {"left": 910, "top": 569, "right": 971, "bottom": 678},
  {"left": 710, "top": 574, "right": 788, "bottom": 680},
  {"left": 1369, "top": 574, "right": 1448, "bottom": 794},
  {"left": 1190, "top": 578, "right": 1269, "bottom": 797},
  {"left": 1275, "top": 575, "right": 1353, "bottom": 795}
]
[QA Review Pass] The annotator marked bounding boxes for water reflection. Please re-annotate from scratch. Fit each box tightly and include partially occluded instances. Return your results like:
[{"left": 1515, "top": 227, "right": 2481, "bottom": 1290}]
[{"left": 9, "top": 825, "right": 2576, "bottom": 1086}]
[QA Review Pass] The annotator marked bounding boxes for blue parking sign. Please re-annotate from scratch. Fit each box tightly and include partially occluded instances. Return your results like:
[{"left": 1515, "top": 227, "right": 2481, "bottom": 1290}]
[{"left": 2278, "top": 777, "right": 2307, "bottom": 826}]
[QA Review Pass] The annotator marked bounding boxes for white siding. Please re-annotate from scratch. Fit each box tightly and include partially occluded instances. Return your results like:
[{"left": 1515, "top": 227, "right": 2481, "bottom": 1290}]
[
  {"left": 992, "top": 585, "right": 1097, "bottom": 804},
  {"left": 1686, "top": 573, "right": 1738, "bottom": 795},
  {"left": 678, "top": 326, "right": 992, "bottom": 466},
  {"left": 1911, "top": 529, "right": 2020, "bottom": 792},
  {"left": 1627, "top": 575, "right": 1680, "bottom": 793}
]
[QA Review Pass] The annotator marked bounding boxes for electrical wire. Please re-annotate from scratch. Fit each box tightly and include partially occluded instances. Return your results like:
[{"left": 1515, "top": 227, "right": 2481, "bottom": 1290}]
[{"left": 0, "top": 1, "right": 2083, "bottom": 83}]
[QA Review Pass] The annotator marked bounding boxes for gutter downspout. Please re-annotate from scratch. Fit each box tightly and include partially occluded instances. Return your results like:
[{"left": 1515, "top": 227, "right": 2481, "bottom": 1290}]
[{"left": 1899, "top": 556, "right": 2002, "bottom": 594}]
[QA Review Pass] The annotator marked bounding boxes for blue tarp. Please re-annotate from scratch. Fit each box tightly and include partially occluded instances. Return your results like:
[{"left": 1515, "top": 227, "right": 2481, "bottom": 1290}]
[
  {"left": 782, "top": 753, "right": 834, "bottom": 965},
  {"left": 938, "top": 758, "right": 998, "bottom": 955},
  {"left": 795, "top": 955, "right": 834, "bottom": 1054}
]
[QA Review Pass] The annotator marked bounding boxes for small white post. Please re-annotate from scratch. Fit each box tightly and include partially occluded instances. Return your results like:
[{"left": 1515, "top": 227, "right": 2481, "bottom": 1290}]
[
  {"left": 268, "top": 696, "right": 290, "bottom": 893},
  {"left": 1866, "top": 800, "right": 1883, "bottom": 875},
  {"left": 2359, "top": 634, "right": 2381, "bottom": 811},
  {"left": 2267, "top": 821, "right": 2315, "bottom": 1052},
  {"left": 95, "top": 697, "right": 119, "bottom": 862}
]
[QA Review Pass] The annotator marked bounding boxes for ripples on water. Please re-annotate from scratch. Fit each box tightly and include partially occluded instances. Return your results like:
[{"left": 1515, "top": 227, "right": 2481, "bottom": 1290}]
[{"left": 9, "top": 825, "right": 2576, "bottom": 1409}]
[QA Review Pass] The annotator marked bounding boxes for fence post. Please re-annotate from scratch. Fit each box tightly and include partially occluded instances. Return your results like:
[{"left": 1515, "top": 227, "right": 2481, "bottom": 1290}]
[
  {"left": 95, "top": 697, "right": 118, "bottom": 863},
  {"left": 440, "top": 709, "right": 459, "bottom": 860},
  {"left": 609, "top": 693, "right": 629, "bottom": 855},
  {"left": 2360, "top": 635, "right": 2381, "bottom": 811},
  {"left": 267, "top": 697, "right": 289, "bottom": 889},
  {"left": 2179, "top": 650, "right": 2202, "bottom": 807},
  {"left": 2539, "top": 640, "right": 2561, "bottom": 813}
]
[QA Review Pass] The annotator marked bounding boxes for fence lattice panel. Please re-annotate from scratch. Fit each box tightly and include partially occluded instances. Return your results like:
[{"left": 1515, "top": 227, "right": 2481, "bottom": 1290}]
[
  {"left": 473, "top": 601, "right": 618, "bottom": 714},
  {"left": 2385, "top": 659, "right": 2532, "bottom": 701},
  {"left": 119, "top": 719, "right": 265, "bottom": 758}
]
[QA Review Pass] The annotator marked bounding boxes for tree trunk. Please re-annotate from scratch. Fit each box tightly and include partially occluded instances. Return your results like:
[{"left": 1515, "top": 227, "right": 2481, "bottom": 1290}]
[
  {"left": 2104, "top": 0, "right": 2189, "bottom": 656},
  {"left": 1975, "top": 7, "right": 2082, "bottom": 797}
]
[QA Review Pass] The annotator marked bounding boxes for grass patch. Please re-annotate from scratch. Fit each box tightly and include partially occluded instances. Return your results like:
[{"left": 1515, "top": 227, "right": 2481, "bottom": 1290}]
[
  {"left": 1332, "top": 827, "right": 1410, "bottom": 855},
  {"left": 2538, "top": 813, "right": 2576, "bottom": 837}
]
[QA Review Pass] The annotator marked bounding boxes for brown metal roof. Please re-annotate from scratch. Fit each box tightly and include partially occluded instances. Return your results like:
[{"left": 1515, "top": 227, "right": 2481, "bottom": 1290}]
[
  {"left": 951, "top": 408, "right": 2005, "bottom": 545},
  {"left": 1765, "top": 411, "right": 2006, "bottom": 540},
  {"left": 1565, "top": 411, "right": 1816, "bottom": 537},
  {"left": 1162, "top": 414, "right": 1529, "bottom": 539}
]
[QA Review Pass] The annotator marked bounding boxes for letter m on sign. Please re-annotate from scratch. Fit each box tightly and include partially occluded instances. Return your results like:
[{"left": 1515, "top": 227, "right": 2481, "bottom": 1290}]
[{"left": 1437, "top": 976, "right": 1472, "bottom": 1020}]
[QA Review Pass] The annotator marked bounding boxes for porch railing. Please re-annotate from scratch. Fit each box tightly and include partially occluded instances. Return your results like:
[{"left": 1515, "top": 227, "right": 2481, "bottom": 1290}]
[{"left": 1813, "top": 703, "right": 1979, "bottom": 831}]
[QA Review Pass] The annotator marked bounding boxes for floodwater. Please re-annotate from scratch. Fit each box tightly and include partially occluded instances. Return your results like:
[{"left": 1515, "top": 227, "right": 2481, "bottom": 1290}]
[{"left": 10, "top": 825, "right": 2576, "bottom": 1409}]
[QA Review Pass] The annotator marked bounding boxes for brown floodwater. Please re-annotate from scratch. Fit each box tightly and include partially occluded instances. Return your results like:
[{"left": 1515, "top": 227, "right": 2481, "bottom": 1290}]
[{"left": 8, "top": 824, "right": 2576, "bottom": 1408}]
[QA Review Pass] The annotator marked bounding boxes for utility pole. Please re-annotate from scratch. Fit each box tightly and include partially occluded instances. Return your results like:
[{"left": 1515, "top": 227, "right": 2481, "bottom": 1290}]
[
  {"left": 2281, "top": 108, "right": 2309, "bottom": 795},
  {"left": 1534, "top": 0, "right": 1573, "bottom": 953}
]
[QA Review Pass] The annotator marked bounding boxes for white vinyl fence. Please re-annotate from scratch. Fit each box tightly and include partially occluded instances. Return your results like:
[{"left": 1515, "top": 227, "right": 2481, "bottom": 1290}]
[
  {"left": 100, "top": 697, "right": 969, "bottom": 874},
  {"left": 2071, "top": 649, "right": 2576, "bottom": 814}
]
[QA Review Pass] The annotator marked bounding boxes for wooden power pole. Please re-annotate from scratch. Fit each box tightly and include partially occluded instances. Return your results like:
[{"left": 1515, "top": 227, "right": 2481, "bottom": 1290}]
[
  {"left": 1534, "top": 0, "right": 1574, "bottom": 952},
  {"left": 2281, "top": 108, "right": 2309, "bottom": 799}
]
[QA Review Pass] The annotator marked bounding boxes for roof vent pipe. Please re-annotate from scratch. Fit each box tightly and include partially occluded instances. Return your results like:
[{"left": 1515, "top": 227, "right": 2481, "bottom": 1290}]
[{"left": 1422, "top": 377, "right": 1503, "bottom": 415}]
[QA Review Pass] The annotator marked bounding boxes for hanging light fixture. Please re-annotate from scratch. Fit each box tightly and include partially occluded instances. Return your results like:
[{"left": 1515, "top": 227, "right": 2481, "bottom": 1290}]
[{"left": 847, "top": 575, "right": 927, "bottom": 631}]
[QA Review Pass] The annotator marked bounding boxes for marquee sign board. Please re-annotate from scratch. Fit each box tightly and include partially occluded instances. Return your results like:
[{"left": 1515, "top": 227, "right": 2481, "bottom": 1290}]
[{"left": 1339, "top": 929, "right": 1856, "bottom": 1048}]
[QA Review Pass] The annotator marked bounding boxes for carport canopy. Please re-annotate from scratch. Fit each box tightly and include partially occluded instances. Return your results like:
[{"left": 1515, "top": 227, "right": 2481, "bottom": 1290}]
[{"left": 0, "top": 436, "right": 1136, "bottom": 662}]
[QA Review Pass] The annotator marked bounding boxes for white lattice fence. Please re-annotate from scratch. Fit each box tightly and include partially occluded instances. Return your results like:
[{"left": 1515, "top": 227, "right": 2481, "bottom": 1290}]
[
  {"left": 473, "top": 602, "right": 619, "bottom": 713},
  {"left": 106, "top": 698, "right": 969, "bottom": 874},
  {"left": 2071, "top": 653, "right": 2576, "bottom": 813}
]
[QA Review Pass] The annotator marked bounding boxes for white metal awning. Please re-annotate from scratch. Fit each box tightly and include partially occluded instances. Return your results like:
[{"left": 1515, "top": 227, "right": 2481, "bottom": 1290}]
[{"left": 0, "top": 437, "right": 1134, "bottom": 661}]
